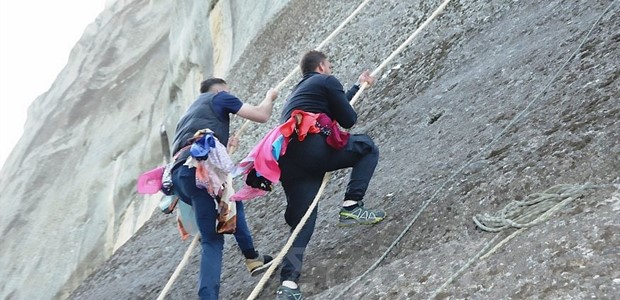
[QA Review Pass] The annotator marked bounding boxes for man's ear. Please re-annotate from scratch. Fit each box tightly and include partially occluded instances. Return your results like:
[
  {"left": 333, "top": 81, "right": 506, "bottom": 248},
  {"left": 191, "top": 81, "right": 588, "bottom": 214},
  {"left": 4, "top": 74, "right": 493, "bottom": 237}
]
[{"left": 316, "top": 62, "right": 326, "bottom": 73}]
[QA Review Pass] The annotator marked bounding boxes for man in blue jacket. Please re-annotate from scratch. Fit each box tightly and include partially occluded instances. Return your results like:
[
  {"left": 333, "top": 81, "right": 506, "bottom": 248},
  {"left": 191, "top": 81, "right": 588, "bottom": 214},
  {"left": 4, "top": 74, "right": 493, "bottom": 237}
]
[
  {"left": 276, "top": 50, "right": 385, "bottom": 300},
  {"left": 171, "top": 78, "right": 277, "bottom": 300}
]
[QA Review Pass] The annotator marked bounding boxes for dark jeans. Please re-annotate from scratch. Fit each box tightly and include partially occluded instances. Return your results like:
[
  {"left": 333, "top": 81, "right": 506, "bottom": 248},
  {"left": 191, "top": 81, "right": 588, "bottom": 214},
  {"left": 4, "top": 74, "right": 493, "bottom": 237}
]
[
  {"left": 172, "top": 165, "right": 258, "bottom": 300},
  {"left": 278, "top": 133, "right": 379, "bottom": 282}
]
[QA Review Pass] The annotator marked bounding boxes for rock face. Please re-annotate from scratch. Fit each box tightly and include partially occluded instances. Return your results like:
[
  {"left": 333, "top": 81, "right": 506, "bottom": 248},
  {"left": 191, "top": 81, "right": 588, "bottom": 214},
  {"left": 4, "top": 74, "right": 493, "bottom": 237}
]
[
  {"left": 0, "top": 0, "right": 289, "bottom": 299},
  {"left": 3, "top": 0, "right": 619, "bottom": 300}
]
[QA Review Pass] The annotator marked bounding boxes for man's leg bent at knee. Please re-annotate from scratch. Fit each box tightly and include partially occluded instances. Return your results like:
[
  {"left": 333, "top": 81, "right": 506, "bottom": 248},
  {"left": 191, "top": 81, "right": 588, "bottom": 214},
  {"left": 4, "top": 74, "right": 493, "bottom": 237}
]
[{"left": 322, "top": 134, "right": 385, "bottom": 225}]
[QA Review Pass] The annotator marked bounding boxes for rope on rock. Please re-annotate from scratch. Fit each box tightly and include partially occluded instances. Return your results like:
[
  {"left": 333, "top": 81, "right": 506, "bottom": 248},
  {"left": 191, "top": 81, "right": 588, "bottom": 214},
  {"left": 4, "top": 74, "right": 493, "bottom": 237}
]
[
  {"left": 156, "top": 1, "right": 371, "bottom": 299},
  {"left": 335, "top": 1, "right": 618, "bottom": 299},
  {"left": 429, "top": 234, "right": 502, "bottom": 299},
  {"left": 248, "top": 1, "right": 453, "bottom": 299},
  {"left": 156, "top": 232, "right": 200, "bottom": 300},
  {"left": 429, "top": 183, "right": 601, "bottom": 299},
  {"left": 246, "top": 174, "right": 332, "bottom": 300},
  {"left": 231, "top": 0, "right": 372, "bottom": 145}
]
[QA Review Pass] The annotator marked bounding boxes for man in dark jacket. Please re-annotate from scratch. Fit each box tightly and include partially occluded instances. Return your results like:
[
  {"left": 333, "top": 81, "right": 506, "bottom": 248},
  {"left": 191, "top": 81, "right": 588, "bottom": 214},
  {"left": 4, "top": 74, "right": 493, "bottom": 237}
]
[
  {"left": 275, "top": 51, "right": 385, "bottom": 300},
  {"left": 171, "top": 78, "right": 277, "bottom": 300}
]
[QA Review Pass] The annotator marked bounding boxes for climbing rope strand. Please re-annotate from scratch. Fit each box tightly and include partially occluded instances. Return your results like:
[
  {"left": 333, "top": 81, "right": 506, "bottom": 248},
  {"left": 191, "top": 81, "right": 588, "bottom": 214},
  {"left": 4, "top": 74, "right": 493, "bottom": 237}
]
[
  {"left": 350, "top": 0, "right": 452, "bottom": 106},
  {"left": 272, "top": 0, "right": 373, "bottom": 92},
  {"left": 428, "top": 234, "right": 502, "bottom": 299},
  {"left": 156, "top": 1, "right": 373, "bottom": 299},
  {"left": 315, "top": 0, "right": 372, "bottom": 51},
  {"left": 248, "top": 1, "right": 454, "bottom": 299},
  {"left": 157, "top": 233, "right": 200, "bottom": 300},
  {"left": 371, "top": 0, "right": 451, "bottom": 78},
  {"left": 335, "top": 1, "right": 617, "bottom": 298},
  {"left": 477, "top": 186, "right": 616, "bottom": 262},
  {"left": 239, "top": 0, "right": 372, "bottom": 136},
  {"left": 472, "top": 184, "right": 587, "bottom": 232},
  {"left": 478, "top": 194, "right": 578, "bottom": 259},
  {"left": 246, "top": 173, "right": 331, "bottom": 300}
]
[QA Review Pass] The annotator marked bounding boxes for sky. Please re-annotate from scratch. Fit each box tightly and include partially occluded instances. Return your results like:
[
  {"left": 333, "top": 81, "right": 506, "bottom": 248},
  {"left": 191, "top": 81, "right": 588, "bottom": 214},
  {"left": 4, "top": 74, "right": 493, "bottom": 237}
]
[{"left": 0, "top": 0, "right": 107, "bottom": 169}]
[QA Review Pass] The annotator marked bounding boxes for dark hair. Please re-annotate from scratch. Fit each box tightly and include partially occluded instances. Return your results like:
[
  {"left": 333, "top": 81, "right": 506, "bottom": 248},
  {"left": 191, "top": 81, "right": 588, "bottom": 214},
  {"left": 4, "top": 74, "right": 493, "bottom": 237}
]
[
  {"left": 300, "top": 50, "right": 327, "bottom": 74},
  {"left": 200, "top": 78, "right": 227, "bottom": 93}
]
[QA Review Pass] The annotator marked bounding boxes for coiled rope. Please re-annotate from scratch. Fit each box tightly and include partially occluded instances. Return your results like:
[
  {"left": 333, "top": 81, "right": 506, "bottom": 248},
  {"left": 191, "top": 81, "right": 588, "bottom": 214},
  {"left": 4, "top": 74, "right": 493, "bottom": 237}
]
[
  {"left": 472, "top": 184, "right": 596, "bottom": 233},
  {"left": 430, "top": 183, "right": 602, "bottom": 299},
  {"left": 156, "top": 1, "right": 372, "bottom": 299},
  {"left": 247, "top": 1, "right": 454, "bottom": 299}
]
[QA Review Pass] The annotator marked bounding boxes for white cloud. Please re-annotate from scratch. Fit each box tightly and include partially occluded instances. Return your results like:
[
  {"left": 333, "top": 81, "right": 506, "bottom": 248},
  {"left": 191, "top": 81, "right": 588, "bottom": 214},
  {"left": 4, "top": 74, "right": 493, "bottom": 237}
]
[{"left": 0, "top": 0, "right": 105, "bottom": 169}]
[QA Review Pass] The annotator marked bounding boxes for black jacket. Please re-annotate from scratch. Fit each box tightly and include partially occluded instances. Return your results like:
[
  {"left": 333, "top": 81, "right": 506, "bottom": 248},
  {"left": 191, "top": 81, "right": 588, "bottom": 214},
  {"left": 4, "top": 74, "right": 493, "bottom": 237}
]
[{"left": 280, "top": 72, "right": 360, "bottom": 128}]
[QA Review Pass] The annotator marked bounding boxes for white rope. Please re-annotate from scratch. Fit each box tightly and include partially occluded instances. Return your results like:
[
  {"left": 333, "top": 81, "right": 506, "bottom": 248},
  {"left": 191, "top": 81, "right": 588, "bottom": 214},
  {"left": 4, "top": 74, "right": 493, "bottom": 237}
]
[
  {"left": 156, "top": 1, "right": 372, "bottom": 299},
  {"left": 351, "top": 0, "right": 452, "bottom": 105},
  {"left": 274, "top": 0, "right": 372, "bottom": 92},
  {"left": 235, "top": 0, "right": 372, "bottom": 138},
  {"left": 156, "top": 233, "right": 199, "bottom": 300},
  {"left": 246, "top": 173, "right": 332, "bottom": 300},
  {"left": 248, "top": 1, "right": 454, "bottom": 299}
]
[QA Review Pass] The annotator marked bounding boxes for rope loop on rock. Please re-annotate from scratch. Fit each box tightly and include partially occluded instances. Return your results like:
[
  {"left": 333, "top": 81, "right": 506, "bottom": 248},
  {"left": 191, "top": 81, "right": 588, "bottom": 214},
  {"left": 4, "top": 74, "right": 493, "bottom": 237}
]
[
  {"left": 473, "top": 184, "right": 596, "bottom": 232},
  {"left": 429, "top": 183, "right": 605, "bottom": 299}
]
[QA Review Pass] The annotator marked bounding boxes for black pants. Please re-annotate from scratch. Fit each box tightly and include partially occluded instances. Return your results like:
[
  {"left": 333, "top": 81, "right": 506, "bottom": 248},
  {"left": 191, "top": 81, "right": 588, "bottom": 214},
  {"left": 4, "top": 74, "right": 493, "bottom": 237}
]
[{"left": 278, "top": 133, "right": 379, "bottom": 282}]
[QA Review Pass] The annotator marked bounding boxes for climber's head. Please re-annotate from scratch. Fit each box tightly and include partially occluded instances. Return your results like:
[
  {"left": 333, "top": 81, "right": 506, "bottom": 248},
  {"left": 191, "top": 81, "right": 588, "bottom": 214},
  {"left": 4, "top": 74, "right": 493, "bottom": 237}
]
[
  {"left": 300, "top": 50, "right": 332, "bottom": 75},
  {"left": 200, "top": 78, "right": 229, "bottom": 93}
]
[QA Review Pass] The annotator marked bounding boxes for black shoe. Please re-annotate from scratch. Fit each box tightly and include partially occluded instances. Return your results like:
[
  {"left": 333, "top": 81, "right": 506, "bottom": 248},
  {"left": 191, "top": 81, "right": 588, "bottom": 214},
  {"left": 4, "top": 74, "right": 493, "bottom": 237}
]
[{"left": 246, "top": 253, "right": 274, "bottom": 276}]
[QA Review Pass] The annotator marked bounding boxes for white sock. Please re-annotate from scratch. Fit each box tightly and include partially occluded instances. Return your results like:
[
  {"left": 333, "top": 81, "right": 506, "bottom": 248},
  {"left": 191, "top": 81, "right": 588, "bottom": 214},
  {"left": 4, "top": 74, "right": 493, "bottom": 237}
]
[
  {"left": 342, "top": 200, "right": 358, "bottom": 208},
  {"left": 282, "top": 280, "right": 298, "bottom": 289}
]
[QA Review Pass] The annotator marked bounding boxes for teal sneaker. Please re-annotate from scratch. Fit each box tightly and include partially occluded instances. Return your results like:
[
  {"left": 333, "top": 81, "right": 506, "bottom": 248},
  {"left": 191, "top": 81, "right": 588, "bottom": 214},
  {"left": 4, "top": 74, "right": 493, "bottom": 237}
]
[
  {"left": 276, "top": 286, "right": 303, "bottom": 300},
  {"left": 339, "top": 201, "right": 386, "bottom": 226}
]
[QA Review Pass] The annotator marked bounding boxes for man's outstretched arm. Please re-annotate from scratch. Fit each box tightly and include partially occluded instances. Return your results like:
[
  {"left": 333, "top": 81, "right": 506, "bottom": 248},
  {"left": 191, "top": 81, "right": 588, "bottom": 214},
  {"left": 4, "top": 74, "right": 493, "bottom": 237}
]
[{"left": 236, "top": 89, "right": 278, "bottom": 123}]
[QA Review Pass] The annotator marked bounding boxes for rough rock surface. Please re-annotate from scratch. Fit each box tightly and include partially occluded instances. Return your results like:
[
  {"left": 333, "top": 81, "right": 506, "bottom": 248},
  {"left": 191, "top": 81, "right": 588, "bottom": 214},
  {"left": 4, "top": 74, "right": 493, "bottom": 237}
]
[
  {"left": 70, "top": 0, "right": 619, "bottom": 299},
  {"left": 0, "top": 0, "right": 289, "bottom": 299}
]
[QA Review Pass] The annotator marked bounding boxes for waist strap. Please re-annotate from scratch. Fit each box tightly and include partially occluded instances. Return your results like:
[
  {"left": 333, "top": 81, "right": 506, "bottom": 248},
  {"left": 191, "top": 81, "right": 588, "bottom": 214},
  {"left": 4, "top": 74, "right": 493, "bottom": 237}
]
[{"left": 282, "top": 110, "right": 349, "bottom": 149}]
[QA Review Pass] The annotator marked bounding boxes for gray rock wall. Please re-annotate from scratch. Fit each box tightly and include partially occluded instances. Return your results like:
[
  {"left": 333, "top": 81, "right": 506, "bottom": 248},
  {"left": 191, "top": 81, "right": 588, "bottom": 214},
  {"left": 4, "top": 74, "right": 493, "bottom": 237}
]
[
  {"left": 0, "top": 0, "right": 290, "bottom": 299},
  {"left": 0, "top": 1, "right": 172, "bottom": 299}
]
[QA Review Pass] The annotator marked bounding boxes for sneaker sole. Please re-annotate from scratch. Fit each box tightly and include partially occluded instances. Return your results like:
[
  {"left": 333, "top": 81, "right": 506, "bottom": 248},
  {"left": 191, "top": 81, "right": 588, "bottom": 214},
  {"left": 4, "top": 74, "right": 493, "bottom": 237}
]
[
  {"left": 338, "top": 216, "right": 386, "bottom": 227},
  {"left": 249, "top": 259, "right": 276, "bottom": 277}
]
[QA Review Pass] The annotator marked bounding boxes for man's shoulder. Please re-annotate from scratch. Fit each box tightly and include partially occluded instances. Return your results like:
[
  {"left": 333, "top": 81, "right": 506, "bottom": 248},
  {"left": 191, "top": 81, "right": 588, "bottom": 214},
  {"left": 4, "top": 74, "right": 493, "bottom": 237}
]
[
  {"left": 212, "top": 91, "right": 243, "bottom": 113},
  {"left": 213, "top": 91, "right": 241, "bottom": 102},
  {"left": 323, "top": 74, "right": 344, "bottom": 89},
  {"left": 305, "top": 73, "right": 341, "bottom": 86},
  {"left": 193, "top": 92, "right": 216, "bottom": 104}
]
